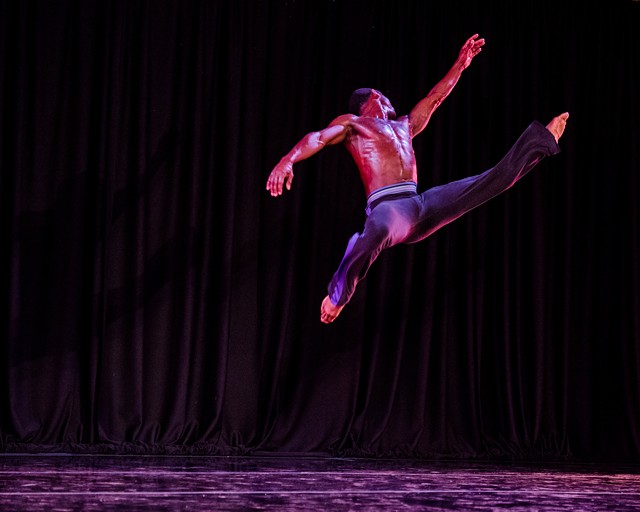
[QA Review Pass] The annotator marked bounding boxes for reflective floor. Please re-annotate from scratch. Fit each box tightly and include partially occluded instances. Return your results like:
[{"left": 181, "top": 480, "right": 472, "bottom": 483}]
[{"left": 0, "top": 454, "right": 639, "bottom": 510}]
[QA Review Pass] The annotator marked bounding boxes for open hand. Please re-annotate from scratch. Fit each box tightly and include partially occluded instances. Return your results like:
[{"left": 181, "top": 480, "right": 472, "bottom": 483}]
[
  {"left": 266, "top": 161, "right": 294, "bottom": 196},
  {"left": 458, "top": 34, "right": 485, "bottom": 70}
]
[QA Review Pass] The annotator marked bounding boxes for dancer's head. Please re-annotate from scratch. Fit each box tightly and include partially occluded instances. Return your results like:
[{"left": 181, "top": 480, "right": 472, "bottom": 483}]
[{"left": 349, "top": 88, "right": 396, "bottom": 119}]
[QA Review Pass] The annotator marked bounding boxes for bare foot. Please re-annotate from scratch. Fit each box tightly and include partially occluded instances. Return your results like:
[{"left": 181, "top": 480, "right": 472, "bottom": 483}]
[
  {"left": 546, "top": 112, "right": 569, "bottom": 143},
  {"left": 321, "top": 295, "right": 344, "bottom": 324}
]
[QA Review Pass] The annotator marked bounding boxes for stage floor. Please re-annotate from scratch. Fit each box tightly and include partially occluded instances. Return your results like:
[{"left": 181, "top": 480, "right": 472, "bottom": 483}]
[{"left": 0, "top": 454, "right": 639, "bottom": 510}]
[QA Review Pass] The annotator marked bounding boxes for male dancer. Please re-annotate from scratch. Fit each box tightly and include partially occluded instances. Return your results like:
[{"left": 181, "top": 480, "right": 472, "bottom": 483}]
[{"left": 266, "top": 34, "right": 568, "bottom": 323}]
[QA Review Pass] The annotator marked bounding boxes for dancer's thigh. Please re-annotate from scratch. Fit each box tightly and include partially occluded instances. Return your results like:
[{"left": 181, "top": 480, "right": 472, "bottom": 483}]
[{"left": 365, "top": 197, "right": 421, "bottom": 246}]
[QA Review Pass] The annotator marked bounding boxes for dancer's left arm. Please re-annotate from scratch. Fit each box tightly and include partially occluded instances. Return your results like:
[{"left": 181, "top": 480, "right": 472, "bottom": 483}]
[{"left": 409, "top": 34, "right": 485, "bottom": 138}]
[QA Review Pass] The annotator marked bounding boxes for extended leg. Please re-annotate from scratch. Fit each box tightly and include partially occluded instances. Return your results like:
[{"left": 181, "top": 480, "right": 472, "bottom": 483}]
[{"left": 406, "top": 117, "right": 566, "bottom": 243}]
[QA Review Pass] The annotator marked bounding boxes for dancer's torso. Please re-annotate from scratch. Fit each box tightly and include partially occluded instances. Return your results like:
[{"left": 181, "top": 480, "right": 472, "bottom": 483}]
[{"left": 344, "top": 115, "right": 418, "bottom": 196}]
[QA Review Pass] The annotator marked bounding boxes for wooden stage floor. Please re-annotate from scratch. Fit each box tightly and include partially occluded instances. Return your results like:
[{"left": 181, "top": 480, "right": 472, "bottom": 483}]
[{"left": 0, "top": 454, "right": 639, "bottom": 510}]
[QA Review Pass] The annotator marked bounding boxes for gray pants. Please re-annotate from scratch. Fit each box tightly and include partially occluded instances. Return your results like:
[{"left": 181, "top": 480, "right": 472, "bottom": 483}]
[{"left": 327, "top": 121, "right": 560, "bottom": 306}]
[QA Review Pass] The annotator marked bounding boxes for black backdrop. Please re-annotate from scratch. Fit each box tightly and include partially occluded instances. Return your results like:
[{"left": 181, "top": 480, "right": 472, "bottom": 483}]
[{"left": 1, "top": 0, "right": 639, "bottom": 461}]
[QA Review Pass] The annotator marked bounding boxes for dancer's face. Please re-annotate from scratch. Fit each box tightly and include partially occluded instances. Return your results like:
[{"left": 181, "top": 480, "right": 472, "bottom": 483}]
[{"left": 362, "top": 90, "right": 397, "bottom": 120}]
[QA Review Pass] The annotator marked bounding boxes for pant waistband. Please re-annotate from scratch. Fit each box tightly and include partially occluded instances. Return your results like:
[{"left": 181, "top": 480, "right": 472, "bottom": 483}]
[{"left": 366, "top": 181, "right": 417, "bottom": 215}]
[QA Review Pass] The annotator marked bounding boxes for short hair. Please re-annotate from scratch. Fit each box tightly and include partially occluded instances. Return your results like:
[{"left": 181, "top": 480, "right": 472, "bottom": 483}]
[{"left": 348, "top": 88, "right": 373, "bottom": 115}]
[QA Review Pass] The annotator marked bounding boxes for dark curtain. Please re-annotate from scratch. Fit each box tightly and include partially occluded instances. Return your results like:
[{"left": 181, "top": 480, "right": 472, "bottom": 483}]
[{"left": 1, "top": 0, "right": 639, "bottom": 461}]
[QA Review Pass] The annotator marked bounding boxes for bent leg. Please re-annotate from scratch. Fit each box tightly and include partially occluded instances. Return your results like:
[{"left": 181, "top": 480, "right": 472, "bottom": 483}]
[
  {"left": 322, "top": 202, "right": 415, "bottom": 322},
  {"left": 322, "top": 229, "right": 385, "bottom": 323},
  {"left": 407, "top": 120, "right": 560, "bottom": 243},
  {"left": 327, "top": 220, "right": 391, "bottom": 308}
]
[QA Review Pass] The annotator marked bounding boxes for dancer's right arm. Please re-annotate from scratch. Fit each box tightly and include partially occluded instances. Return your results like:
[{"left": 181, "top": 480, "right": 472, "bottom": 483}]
[{"left": 266, "top": 115, "right": 353, "bottom": 197}]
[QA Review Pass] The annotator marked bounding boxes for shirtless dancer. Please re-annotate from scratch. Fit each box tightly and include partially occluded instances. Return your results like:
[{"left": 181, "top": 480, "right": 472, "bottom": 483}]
[{"left": 266, "top": 34, "right": 568, "bottom": 324}]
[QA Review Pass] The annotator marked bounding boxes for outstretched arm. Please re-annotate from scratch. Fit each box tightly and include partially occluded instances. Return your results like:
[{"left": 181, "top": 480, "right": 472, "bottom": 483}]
[
  {"left": 266, "top": 115, "right": 352, "bottom": 197},
  {"left": 409, "top": 34, "right": 485, "bottom": 138}
]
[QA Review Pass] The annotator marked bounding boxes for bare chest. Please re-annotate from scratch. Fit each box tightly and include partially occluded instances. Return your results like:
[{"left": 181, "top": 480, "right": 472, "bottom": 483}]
[{"left": 346, "top": 117, "right": 414, "bottom": 161}]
